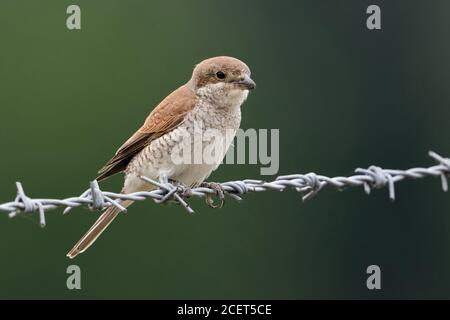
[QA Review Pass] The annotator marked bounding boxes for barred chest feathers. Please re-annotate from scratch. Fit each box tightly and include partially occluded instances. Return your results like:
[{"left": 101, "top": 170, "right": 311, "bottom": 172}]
[{"left": 125, "top": 88, "right": 246, "bottom": 189}]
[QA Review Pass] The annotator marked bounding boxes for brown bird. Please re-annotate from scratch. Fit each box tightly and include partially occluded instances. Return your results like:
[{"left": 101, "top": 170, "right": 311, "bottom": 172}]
[{"left": 67, "top": 56, "right": 256, "bottom": 258}]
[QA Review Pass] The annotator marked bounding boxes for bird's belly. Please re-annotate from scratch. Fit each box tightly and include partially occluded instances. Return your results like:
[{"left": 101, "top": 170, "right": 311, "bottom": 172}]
[
  {"left": 171, "top": 163, "right": 218, "bottom": 187},
  {"left": 137, "top": 157, "right": 218, "bottom": 187},
  {"left": 125, "top": 100, "right": 241, "bottom": 191},
  {"left": 135, "top": 126, "right": 236, "bottom": 187}
]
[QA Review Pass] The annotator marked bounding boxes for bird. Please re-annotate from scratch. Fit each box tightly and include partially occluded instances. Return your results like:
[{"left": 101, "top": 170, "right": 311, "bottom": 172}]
[{"left": 67, "top": 56, "right": 256, "bottom": 258}]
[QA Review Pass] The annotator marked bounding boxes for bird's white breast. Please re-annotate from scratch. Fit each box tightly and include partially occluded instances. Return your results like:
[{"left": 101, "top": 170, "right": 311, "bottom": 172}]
[{"left": 124, "top": 88, "right": 246, "bottom": 191}]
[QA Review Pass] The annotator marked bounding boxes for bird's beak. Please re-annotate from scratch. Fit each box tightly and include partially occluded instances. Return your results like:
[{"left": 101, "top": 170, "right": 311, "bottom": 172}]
[{"left": 236, "top": 75, "right": 256, "bottom": 90}]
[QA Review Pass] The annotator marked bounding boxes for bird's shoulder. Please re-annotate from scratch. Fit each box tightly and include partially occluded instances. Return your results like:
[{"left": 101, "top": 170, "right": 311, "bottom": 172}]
[
  {"left": 95, "top": 85, "right": 196, "bottom": 181},
  {"left": 138, "top": 84, "right": 197, "bottom": 134},
  {"left": 114, "top": 84, "right": 196, "bottom": 156}
]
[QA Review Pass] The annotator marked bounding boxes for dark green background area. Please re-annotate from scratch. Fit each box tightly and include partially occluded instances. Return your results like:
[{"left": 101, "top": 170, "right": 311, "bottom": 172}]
[{"left": 0, "top": 0, "right": 449, "bottom": 299}]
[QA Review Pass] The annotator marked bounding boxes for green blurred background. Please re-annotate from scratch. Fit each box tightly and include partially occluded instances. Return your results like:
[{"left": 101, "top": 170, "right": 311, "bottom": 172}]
[{"left": 0, "top": 0, "right": 449, "bottom": 299}]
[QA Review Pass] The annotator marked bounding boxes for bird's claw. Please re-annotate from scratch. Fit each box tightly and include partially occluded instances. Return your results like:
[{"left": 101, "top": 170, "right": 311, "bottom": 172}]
[
  {"left": 168, "top": 179, "right": 192, "bottom": 198},
  {"left": 201, "top": 182, "right": 225, "bottom": 209}
]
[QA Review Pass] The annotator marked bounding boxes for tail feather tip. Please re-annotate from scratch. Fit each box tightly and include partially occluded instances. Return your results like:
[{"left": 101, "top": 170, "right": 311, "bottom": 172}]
[{"left": 66, "top": 249, "right": 79, "bottom": 259}]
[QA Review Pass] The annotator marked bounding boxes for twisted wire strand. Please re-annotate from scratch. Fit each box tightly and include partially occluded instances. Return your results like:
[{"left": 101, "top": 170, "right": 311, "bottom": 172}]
[{"left": 1, "top": 151, "right": 448, "bottom": 226}]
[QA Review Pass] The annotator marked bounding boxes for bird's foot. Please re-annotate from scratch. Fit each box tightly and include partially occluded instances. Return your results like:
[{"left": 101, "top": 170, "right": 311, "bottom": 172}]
[
  {"left": 200, "top": 182, "right": 225, "bottom": 209},
  {"left": 168, "top": 179, "right": 192, "bottom": 199}
]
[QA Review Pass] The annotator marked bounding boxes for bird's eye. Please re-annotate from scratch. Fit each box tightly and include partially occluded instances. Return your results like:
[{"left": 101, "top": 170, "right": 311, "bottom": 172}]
[{"left": 216, "top": 71, "right": 226, "bottom": 79}]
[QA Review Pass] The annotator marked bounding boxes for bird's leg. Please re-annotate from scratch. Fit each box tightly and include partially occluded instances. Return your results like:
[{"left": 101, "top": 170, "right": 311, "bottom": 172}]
[
  {"left": 168, "top": 179, "right": 192, "bottom": 198},
  {"left": 200, "top": 182, "right": 225, "bottom": 209},
  {"left": 158, "top": 174, "right": 169, "bottom": 185}
]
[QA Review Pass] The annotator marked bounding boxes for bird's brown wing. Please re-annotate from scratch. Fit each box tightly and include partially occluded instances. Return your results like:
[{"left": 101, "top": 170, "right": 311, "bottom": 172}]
[{"left": 96, "top": 85, "right": 196, "bottom": 181}]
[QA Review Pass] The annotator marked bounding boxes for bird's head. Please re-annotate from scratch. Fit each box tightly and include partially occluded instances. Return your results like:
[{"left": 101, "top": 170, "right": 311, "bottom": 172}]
[{"left": 189, "top": 56, "right": 255, "bottom": 107}]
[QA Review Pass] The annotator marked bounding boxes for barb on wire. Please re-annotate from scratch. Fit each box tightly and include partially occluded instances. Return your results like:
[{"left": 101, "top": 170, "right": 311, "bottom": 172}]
[{"left": 0, "top": 151, "right": 449, "bottom": 226}]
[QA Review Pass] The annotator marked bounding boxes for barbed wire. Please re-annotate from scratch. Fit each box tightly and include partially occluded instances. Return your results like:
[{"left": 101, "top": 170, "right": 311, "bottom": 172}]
[{"left": 0, "top": 151, "right": 449, "bottom": 227}]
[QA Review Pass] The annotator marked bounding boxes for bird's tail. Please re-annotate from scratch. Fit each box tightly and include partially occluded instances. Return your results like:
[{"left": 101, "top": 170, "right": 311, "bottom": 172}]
[{"left": 66, "top": 200, "right": 133, "bottom": 259}]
